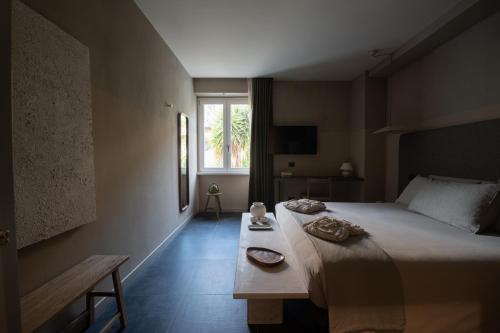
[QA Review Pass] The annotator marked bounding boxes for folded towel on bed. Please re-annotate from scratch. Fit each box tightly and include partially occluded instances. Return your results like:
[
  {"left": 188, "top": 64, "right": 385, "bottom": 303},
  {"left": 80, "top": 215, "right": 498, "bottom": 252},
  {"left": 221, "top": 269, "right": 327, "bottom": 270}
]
[
  {"left": 303, "top": 216, "right": 366, "bottom": 242},
  {"left": 284, "top": 198, "right": 326, "bottom": 214}
]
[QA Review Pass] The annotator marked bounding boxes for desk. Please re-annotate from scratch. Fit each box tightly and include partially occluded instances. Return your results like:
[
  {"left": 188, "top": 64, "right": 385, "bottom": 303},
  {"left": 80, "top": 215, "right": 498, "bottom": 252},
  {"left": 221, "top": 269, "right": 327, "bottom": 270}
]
[{"left": 274, "top": 176, "right": 364, "bottom": 203}]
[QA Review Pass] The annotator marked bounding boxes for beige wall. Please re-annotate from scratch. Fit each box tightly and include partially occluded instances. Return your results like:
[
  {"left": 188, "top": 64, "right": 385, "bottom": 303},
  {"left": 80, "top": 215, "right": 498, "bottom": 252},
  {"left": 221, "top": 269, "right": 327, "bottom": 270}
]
[
  {"left": 17, "top": 0, "right": 197, "bottom": 312},
  {"left": 193, "top": 78, "right": 248, "bottom": 95},
  {"left": 385, "top": 11, "right": 500, "bottom": 200},
  {"left": 349, "top": 74, "right": 386, "bottom": 202},
  {"left": 273, "top": 81, "right": 351, "bottom": 176},
  {"left": 349, "top": 75, "right": 366, "bottom": 178},
  {"left": 363, "top": 77, "right": 386, "bottom": 202},
  {"left": 198, "top": 175, "right": 249, "bottom": 212}
]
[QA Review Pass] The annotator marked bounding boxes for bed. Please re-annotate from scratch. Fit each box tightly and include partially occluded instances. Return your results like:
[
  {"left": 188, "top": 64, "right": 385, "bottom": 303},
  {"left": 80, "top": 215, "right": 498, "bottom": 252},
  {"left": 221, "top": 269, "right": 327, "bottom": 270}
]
[
  {"left": 276, "top": 202, "right": 500, "bottom": 333},
  {"left": 274, "top": 119, "right": 500, "bottom": 333}
]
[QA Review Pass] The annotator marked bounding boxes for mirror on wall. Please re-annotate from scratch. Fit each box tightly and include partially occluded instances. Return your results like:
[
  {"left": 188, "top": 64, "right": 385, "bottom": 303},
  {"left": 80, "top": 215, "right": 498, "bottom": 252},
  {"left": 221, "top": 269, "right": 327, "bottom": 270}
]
[{"left": 178, "top": 113, "right": 189, "bottom": 211}]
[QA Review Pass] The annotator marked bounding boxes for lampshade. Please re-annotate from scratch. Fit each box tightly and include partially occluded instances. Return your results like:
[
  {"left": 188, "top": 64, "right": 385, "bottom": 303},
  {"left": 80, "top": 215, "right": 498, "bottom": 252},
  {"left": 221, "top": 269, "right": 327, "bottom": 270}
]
[{"left": 340, "top": 162, "right": 353, "bottom": 171}]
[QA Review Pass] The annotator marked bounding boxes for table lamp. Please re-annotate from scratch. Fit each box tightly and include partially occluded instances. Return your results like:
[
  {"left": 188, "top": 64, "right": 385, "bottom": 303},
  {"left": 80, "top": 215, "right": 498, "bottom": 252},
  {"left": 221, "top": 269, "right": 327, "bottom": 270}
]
[{"left": 340, "top": 162, "right": 353, "bottom": 177}]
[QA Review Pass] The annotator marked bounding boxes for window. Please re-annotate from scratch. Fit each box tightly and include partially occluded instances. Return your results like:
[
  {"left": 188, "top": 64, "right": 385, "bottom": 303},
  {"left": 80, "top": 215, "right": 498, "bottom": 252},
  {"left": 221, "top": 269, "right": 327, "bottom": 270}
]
[{"left": 198, "top": 98, "right": 251, "bottom": 174}]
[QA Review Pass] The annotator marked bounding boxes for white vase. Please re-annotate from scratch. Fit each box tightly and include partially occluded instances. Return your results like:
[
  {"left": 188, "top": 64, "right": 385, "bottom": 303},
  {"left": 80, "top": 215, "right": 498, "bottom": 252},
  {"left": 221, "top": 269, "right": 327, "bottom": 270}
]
[{"left": 250, "top": 202, "right": 266, "bottom": 219}]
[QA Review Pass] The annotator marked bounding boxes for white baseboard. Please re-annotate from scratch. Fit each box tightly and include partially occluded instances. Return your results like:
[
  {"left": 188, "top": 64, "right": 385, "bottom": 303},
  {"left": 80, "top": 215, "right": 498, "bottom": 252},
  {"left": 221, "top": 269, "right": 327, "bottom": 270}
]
[
  {"left": 202, "top": 208, "right": 246, "bottom": 213},
  {"left": 95, "top": 212, "right": 193, "bottom": 308}
]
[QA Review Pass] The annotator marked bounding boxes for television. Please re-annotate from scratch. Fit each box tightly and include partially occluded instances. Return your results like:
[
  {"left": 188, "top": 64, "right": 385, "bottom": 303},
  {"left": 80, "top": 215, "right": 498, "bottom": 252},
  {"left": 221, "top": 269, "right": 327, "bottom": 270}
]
[{"left": 272, "top": 126, "right": 317, "bottom": 155}]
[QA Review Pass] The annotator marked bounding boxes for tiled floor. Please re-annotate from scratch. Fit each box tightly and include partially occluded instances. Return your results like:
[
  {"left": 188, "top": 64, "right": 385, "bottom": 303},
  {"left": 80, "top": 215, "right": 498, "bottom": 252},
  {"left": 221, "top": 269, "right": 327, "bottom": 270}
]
[{"left": 87, "top": 213, "right": 328, "bottom": 333}]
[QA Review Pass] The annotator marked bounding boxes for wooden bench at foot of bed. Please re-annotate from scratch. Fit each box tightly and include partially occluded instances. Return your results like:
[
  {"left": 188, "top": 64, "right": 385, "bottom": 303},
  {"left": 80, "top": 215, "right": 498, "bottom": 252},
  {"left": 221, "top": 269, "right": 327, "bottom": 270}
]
[{"left": 233, "top": 213, "right": 309, "bottom": 324}]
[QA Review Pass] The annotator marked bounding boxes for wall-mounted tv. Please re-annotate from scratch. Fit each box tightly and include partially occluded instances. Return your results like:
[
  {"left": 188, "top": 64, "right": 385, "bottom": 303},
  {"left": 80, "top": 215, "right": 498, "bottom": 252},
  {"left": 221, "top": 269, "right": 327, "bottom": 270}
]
[{"left": 272, "top": 126, "right": 317, "bottom": 155}]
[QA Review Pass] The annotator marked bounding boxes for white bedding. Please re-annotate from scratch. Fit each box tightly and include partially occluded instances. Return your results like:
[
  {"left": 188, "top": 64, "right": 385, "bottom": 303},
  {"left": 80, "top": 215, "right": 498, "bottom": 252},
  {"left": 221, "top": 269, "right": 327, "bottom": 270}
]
[{"left": 276, "top": 202, "right": 500, "bottom": 333}]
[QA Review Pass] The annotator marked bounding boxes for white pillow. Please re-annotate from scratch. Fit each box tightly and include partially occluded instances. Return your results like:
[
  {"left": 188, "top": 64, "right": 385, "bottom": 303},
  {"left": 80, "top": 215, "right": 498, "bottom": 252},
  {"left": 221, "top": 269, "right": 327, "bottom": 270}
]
[
  {"left": 428, "top": 175, "right": 500, "bottom": 233},
  {"left": 395, "top": 176, "right": 431, "bottom": 207},
  {"left": 429, "top": 174, "right": 495, "bottom": 184},
  {"left": 408, "top": 180, "right": 500, "bottom": 233}
]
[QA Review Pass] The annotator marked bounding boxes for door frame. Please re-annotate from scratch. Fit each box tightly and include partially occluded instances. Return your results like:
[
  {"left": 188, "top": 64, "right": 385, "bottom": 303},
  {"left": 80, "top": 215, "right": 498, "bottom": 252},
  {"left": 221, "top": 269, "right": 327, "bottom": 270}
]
[{"left": 0, "top": 0, "right": 22, "bottom": 331}]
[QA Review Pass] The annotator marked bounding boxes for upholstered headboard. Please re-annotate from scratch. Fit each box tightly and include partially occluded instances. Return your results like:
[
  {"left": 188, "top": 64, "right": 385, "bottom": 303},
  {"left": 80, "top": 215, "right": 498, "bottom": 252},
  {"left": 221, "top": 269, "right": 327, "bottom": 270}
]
[{"left": 398, "top": 118, "right": 500, "bottom": 194}]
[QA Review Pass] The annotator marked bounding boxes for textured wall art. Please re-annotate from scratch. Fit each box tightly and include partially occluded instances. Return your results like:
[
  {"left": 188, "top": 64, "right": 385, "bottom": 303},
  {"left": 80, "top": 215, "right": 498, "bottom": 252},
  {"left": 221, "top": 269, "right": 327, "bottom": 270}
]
[{"left": 12, "top": 0, "right": 96, "bottom": 249}]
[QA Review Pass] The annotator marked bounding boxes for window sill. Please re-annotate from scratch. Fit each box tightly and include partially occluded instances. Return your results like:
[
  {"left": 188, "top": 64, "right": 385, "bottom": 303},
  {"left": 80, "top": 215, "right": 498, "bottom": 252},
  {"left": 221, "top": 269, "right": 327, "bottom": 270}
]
[{"left": 197, "top": 171, "right": 250, "bottom": 176}]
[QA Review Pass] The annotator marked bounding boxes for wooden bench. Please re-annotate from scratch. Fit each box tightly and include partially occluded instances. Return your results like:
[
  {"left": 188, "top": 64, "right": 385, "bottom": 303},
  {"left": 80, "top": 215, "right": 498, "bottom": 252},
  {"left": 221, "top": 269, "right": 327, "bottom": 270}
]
[
  {"left": 233, "top": 213, "right": 309, "bottom": 324},
  {"left": 21, "top": 255, "right": 129, "bottom": 333}
]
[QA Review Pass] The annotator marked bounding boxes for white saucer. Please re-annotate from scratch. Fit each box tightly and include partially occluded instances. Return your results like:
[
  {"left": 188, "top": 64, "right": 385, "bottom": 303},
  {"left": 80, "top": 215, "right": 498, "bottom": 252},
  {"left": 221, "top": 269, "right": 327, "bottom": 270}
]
[{"left": 251, "top": 216, "right": 269, "bottom": 224}]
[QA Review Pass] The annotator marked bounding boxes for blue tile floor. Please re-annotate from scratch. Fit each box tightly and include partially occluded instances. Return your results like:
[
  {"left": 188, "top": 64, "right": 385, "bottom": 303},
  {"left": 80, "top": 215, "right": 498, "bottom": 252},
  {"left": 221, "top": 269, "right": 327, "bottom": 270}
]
[{"left": 86, "top": 213, "right": 328, "bottom": 333}]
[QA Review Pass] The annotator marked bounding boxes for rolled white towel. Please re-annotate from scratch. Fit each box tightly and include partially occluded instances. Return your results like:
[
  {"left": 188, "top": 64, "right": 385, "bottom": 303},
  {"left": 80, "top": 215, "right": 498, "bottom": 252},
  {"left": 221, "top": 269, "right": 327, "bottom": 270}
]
[
  {"left": 303, "top": 216, "right": 367, "bottom": 243},
  {"left": 284, "top": 198, "right": 326, "bottom": 214}
]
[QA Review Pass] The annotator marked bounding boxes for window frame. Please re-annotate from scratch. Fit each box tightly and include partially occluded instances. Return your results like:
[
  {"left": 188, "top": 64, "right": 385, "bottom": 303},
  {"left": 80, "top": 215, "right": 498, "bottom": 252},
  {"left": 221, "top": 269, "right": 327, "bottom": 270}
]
[{"left": 198, "top": 97, "right": 251, "bottom": 175}]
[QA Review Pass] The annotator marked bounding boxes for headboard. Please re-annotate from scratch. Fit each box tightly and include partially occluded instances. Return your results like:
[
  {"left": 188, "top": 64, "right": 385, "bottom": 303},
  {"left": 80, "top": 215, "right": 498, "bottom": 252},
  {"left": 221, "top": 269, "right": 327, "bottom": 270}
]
[{"left": 398, "top": 118, "right": 500, "bottom": 194}]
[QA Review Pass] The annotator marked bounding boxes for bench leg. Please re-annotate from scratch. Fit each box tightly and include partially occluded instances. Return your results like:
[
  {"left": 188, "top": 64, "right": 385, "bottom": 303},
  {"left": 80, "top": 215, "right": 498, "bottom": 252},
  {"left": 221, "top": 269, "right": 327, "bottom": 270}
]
[
  {"left": 215, "top": 195, "right": 222, "bottom": 220},
  {"left": 86, "top": 292, "right": 95, "bottom": 326},
  {"left": 204, "top": 195, "right": 211, "bottom": 212},
  {"left": 112, "top": 269, "right": 128, "bottom": 328},
  {"left": 247, "top": 299, "right": 283, "bottom": 324}
]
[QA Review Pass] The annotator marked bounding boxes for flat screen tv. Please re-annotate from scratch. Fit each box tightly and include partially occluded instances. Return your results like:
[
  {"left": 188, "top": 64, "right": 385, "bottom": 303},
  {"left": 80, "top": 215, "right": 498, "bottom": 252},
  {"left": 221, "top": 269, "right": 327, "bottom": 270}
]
[{"left": 272, "top": 126, "right": 317, "bottom": 155}]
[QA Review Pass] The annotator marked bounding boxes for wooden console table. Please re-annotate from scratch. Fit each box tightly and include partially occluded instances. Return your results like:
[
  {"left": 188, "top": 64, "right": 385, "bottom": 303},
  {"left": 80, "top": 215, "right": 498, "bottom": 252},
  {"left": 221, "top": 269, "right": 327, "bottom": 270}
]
[{"left": 274, "top": 176, "right": 364, "bottom": 203}]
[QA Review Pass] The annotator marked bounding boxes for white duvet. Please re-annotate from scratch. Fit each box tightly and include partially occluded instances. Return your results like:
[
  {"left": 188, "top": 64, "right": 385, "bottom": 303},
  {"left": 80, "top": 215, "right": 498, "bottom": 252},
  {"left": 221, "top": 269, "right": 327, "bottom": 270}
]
[{"left": 276, "top": 202, "right": 500, "bottom": 333}]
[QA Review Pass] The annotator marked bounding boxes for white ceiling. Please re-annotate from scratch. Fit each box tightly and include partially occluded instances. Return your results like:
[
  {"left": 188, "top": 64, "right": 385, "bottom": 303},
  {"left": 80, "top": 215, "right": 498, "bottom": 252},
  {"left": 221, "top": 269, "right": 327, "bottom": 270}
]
[{"left": 135, "top": 0, "right": 461, "bottom": 80}]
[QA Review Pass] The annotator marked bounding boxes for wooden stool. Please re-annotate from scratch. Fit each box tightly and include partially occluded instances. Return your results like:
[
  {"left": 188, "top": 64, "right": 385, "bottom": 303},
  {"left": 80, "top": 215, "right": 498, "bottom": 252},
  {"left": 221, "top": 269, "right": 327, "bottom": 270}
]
[{"left": 204, "top": 192, "right": 222, "bottom": 219}]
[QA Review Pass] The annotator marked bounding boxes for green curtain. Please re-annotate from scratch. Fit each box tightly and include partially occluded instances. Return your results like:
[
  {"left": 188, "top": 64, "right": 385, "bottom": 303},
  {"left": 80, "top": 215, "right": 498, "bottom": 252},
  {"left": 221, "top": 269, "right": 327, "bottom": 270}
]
[{"left": 248, "top": 78, "right": 274, "bottom": 210}]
